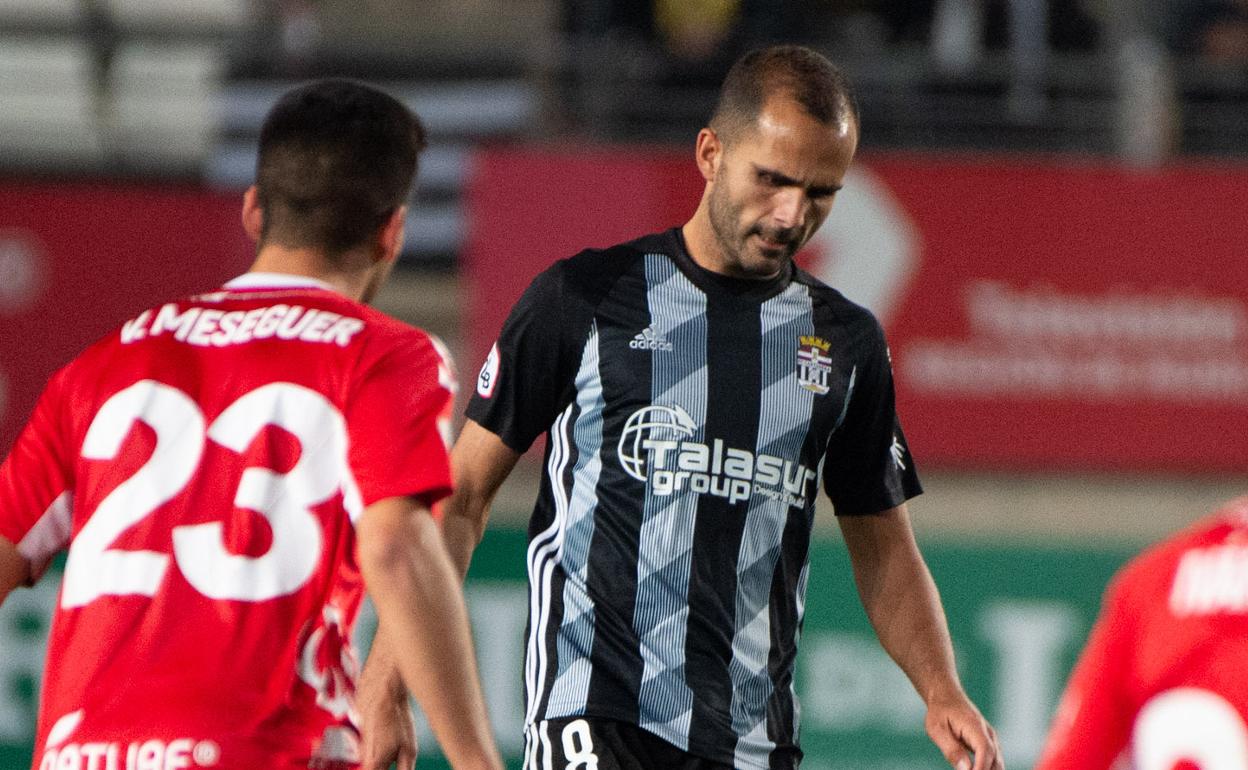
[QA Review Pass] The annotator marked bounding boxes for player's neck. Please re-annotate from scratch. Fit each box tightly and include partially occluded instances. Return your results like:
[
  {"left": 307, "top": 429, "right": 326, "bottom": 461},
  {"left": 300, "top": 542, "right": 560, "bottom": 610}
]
[
  {"left": 248, "top": 245, "right": 376, "bottom": 303},
  {"left": 681, "top": 211, "right": 726, "bottom": 276}
]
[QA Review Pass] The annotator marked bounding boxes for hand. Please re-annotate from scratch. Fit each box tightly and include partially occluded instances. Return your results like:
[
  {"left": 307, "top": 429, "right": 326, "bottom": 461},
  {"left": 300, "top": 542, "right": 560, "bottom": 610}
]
[
  {"left": 924, "top": 690, "right": 1003, "bottom": 770},
  {"left": 358, "top": 677, "right": 417, "bottom": 770}
]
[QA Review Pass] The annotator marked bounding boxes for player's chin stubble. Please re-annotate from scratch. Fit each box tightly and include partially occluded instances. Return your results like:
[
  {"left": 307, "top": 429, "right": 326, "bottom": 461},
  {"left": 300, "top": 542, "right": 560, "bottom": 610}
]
[{"left": 707, "top": 186, "right": 764, "bottom": 278}]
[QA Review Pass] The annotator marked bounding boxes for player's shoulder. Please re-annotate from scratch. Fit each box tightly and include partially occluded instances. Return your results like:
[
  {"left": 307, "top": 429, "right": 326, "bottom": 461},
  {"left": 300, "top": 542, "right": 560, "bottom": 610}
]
[
  {"left": 794, "top": 267, "right": 880, "bottom": 325},
  {"left": 1113, "top": 502, "right": 1247, "bottom": 595},
  {"left": 555, "top": 230, "right": 670, "bottom": 283},
  {"left": 562, "top": 229, "right": 672, "bottom": 266},
  {"left": 793, "top": 267, "right": 889, "bottom": 354},
  {"left": 332, "top": 296, "right": 429, "bottom": 345},
  {"left": 1147, "top": 501, "right": 1246, "bottom": 562},
  {"left": 522, "top": 230, "right": 668, "bottom": 311},
  {"left": 314, "top": 296, "right": 449, "bottom": 372}
]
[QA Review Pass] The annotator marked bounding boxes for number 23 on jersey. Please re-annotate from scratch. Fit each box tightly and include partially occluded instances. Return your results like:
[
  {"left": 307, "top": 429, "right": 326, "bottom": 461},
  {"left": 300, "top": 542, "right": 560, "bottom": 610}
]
[{"left": 62, "top": 379, "right": 359, "bottom": 608}]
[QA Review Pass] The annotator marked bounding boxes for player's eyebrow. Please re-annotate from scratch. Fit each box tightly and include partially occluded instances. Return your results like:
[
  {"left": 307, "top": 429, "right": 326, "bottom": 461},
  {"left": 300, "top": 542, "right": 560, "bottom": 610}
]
[{"left": 753, "top": 164, "right": 842, "bottom": 197}]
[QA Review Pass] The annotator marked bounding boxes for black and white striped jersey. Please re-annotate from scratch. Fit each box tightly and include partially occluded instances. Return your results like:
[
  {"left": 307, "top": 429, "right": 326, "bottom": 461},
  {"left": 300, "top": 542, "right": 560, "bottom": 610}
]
[{"left": 467, "top": 228, "right": 922, "bottom": 770}]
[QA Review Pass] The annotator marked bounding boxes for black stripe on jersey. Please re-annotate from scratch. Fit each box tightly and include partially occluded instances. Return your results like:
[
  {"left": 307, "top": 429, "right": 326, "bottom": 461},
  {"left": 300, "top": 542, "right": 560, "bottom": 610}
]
[
  {"left": 763, "top": 505, "right": 812, "bottom": 769},
  {"left": 583, "top": 257, "right": 655, "bottom": 723},
  {"left": 685, "top": 295, "right": 764, "bottom": 753}
]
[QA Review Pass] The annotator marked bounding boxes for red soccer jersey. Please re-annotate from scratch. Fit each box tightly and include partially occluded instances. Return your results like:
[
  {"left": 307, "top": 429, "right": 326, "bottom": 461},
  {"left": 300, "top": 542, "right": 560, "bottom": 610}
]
[
  {"left": 1036, "top": 497, "right": 1248, "bottom": 770},
  {"left": 0, "top": 273, "right": 456, "bottom": 770}
]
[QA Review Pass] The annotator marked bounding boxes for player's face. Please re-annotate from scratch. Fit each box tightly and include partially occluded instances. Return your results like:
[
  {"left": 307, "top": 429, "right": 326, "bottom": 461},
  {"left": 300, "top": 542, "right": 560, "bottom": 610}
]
[{"left": 704, "top": 97, "right": 858, "bottom": 280}]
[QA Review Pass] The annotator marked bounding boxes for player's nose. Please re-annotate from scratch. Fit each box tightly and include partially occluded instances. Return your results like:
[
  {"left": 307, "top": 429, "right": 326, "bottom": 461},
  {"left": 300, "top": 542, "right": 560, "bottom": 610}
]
[{"left": 770, "top": 188, "right": 808, "bottom": 229}]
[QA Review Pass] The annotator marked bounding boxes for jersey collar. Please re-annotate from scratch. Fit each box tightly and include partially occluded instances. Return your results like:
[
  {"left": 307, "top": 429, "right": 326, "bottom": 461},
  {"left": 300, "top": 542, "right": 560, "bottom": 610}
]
[
  {"left": 223, "top": 272, "right": 336, "bottom": 292},
  {"left": 667, "top": 228, "right": 793, "bottom": 302}
]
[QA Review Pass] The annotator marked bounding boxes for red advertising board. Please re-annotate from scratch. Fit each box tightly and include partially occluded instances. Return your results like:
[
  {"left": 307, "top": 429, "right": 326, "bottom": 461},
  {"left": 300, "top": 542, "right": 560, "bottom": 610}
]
[
  {"left": 0, "top": 182, "right": 251, "bottom": 452},
  {"left": 464, "top": 147, "right": 1248, "bottom": 472}
]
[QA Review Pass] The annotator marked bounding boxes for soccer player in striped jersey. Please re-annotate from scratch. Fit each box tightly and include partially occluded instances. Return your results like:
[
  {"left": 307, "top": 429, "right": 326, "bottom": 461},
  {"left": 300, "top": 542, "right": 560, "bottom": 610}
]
[{"left": 365, "top": 45, "right": 1002, "bottom": 770}]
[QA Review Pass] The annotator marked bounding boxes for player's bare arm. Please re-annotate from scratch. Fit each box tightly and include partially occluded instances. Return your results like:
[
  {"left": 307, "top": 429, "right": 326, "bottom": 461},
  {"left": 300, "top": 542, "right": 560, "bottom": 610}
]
[
  {"left": 441, "top": 419, "right": 521, "bottom": 579},
  {"left": 838, "top": 504, "right": 1003, "bottom": 770},
  {"left": 0, "top": 536, "right": 30, "bottom": 604},
  {"left": 358, "top": 418, "right": 520, "bottom": 765},
  {"left": 357, "top": 495, "right": 503, "bottom": 770},
  {"left": 357, "top": 629, "right": 418, "bottom": 770}
]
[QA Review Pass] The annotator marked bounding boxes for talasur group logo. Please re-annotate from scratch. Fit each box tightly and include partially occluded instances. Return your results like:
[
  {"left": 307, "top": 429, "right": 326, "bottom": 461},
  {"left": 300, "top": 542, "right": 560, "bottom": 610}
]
[
  {"left": 616, "top": 404, "right": 818, "bottom": 508},
  {"left": 0, "top": 231, "right": 45, "bottom": 315},
  {"left": 617, "top": 404, "right": 697, "bottom": 481}
]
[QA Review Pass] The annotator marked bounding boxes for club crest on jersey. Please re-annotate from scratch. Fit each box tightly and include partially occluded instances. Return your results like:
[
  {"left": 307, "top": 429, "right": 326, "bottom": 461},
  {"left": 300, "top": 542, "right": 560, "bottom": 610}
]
[{"left": 796, "top": 335, "right": 833, "bottom": 395}]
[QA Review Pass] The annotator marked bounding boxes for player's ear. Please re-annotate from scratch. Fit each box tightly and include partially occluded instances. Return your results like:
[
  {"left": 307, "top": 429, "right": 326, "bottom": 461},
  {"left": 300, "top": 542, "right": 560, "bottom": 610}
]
[
  {"left": 241, "top": 186, "right": 264, "bottom": 243},
  {"left": 695, "top": 127, "right": 723, "bottom": 183},
  {"left": 376, "top": 205, "right": 407, "bottom": 264}
]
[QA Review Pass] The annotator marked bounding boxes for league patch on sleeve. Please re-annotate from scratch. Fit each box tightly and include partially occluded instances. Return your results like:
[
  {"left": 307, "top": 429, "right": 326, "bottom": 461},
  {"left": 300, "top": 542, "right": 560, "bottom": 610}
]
[{"left": 477, "top": 342, "right": 500, "bottom": 398}]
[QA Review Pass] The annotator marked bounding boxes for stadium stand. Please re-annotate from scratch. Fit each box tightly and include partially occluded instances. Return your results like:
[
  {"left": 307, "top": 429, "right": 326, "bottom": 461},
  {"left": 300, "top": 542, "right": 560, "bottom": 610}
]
[
  {"left": 0, "top": 0, "right": 81, "bottom": 28},
  {"left": 104, "top": 42, "right": 225, "bottom": 173},
  {"left": 1, "top": 0, "right": 1243, "bottom": 264},
  {"left": 102, "top": 0, "right": 248, "bottom": 35},
  {"left": 0, "top": 37, "right": 104, "bottom": 170}
]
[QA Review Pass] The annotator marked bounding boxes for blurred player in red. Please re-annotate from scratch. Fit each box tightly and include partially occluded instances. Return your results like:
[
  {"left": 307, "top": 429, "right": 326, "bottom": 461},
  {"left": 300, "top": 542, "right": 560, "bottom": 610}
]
[
  {"left": 0, "top": 80, "right": 502, "bottom": 770},
  {"left": 1036, "top": 496, "right": 1248, "bottom": 770}
]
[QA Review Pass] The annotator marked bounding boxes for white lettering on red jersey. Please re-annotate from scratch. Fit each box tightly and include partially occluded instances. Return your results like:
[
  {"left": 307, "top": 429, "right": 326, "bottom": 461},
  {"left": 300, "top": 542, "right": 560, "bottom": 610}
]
[
  {"left": 1036, "top": 497, "right": 1248, "bottom": 770},
  {"left": 0, "top": 273, "right": 456, "bottom": 769}
]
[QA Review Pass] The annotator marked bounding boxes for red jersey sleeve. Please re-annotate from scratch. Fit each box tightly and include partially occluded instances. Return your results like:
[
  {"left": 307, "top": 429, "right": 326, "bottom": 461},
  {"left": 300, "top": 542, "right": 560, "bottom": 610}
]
[
  {"left": 345, "top": 331, "right": 455, "bottom": 512},
  {"left": 1035, "top": 570, "right": 1137, "bottom": 770},
  {"left": 0, "top": 368, "right": 76, "bottom": 576}
]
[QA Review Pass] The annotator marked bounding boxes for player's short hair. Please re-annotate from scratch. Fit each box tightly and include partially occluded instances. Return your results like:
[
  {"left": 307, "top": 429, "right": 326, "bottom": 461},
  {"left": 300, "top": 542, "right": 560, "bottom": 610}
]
[
  {"left": 255, "top": 79, "right": 426, "bottom": 258},
  {"left": 709, "top": 45, "right": 858, "bottom": 142}
]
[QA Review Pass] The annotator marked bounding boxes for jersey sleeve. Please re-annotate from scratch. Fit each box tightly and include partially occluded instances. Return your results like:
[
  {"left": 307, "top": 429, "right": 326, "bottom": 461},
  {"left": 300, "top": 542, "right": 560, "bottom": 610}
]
[
  {"left": 1034, "top": 570, "right": 1136, "bottom": 770},
  {"left": 822, "top": 318, "right": 922, "bottom": 515},
  {"left": 346, "top": 332, "right": 455, "bottom": 510},
  {"left": 465, "top": 262, "right": 580, "bottom": 453},
  {"left": 0, "top": 367, "right": 76, "bottom": 577}
]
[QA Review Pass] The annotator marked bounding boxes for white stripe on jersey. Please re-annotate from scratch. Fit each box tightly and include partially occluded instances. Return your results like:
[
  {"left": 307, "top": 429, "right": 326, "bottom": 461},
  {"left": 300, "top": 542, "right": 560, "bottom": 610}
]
[
  {"left": 523, "top": 723, "right": 538, "bottom": 770},
  {"left": 525, "top": 404, "right": 575, "bottom": 725},
  {"left": 538, "top": 720, "right": 554, "bottom": 770}
]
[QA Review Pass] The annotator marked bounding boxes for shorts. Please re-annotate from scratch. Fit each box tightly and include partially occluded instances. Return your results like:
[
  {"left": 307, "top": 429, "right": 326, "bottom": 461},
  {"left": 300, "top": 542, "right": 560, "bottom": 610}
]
[{"left": 522, "top": 717, "right": 736, "bottom": 770}]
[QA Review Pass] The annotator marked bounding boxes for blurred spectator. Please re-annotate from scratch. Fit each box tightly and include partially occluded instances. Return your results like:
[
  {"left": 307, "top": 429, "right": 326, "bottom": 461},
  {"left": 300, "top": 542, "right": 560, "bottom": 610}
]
[
  {"left": 278, "top": 0, "right": 320, "bottom": 69},
  {"left": 1167, "top": 0, "right": 1248, "bottom": 64},
  {"left": 563, "top": 0, "right": 801, "bottom": 68},
  {"left": 653, "top": 0, "right": 741, "bottom": 61},
  {"left": 875, "top": 0, "right": 1102, "bottom": 52}
]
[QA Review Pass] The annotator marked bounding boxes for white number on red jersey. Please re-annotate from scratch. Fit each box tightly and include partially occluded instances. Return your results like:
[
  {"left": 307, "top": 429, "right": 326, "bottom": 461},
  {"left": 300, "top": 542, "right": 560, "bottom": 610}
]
[
  {"left": 62, "top": 380, "right": 355, "bottom": 608},
  {"left": 62, "top": 381, "right": 203, "bottom": 607},
  {"left": 1134, "top": 687, "right": 1248, "bottom": 770}
]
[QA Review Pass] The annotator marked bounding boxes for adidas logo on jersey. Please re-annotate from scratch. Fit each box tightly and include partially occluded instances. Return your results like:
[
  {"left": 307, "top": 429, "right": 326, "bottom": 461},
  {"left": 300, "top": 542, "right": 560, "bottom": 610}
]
[{"left": 629, "top": 327, "right": 673, "bottom": 352}]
